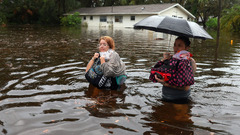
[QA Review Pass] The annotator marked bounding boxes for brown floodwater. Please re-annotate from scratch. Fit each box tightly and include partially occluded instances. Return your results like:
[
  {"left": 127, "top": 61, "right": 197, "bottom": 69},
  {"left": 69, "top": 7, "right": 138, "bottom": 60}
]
[{"left": 0, "top": 25, "right": 240, "bottom": 135}]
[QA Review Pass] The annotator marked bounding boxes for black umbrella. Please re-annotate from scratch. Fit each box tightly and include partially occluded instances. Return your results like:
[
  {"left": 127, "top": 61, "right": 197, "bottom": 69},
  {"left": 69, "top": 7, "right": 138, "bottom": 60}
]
[{"left": 134, "top": 15, "right": 213, "bottom": 39}]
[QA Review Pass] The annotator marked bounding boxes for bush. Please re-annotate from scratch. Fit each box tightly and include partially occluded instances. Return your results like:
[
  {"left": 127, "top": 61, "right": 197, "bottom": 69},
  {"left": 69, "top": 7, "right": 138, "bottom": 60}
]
[
  {"left": 206, "top": 17, "right": 218, "bottom": 30},
  {"left": 0, "top": 12, "right": 7, "bottom": 25},
  {"left": 60, "top": 12, "right": 81, "bottom": 26}
]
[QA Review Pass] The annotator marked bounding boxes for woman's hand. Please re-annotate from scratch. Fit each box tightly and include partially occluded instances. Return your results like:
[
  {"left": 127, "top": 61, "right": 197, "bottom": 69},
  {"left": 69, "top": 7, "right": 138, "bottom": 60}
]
[
  {"left": 100, "top": 55, "right": 106, "bottom": 64},
  {"left": 92, "top": 53, "right": 99, "bottom": 60},
  {"left": 161, "top": 52, "right": 172, "bottom": 61},
  {"left": 155, "top": 74, "right": 167, "bottom": 85},
  {"left": 154, "top": 74, "right": 190, "bottom": 91},
  {"left": 86, "top": 53, "right": 99, "bottom": 72}
]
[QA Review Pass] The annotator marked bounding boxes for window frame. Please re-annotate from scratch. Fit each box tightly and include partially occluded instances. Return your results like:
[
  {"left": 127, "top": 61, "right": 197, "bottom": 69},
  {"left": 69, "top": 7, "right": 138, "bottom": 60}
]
[
  {"left": 100, "top": 16, "right": 107, "bottom": 22},
  {"left": 115, "top": 16, "right": 123, "bottom": 23},
  {"left": 130, "top": 16, "right": 135, "bottom": 21}
]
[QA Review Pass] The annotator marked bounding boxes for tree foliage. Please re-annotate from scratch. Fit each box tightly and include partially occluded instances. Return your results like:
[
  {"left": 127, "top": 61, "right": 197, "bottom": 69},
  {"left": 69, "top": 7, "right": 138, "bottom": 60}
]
[
  {"left": 60, "top": 12, "right": 81, "bottom": 26},
  {"left": 206, "top": 17, "right": 217, "bottom": 30},
  {"left": 185, "top": 0, "right": 240, "bottom": 28},
  {"left": 221, "top": 4, "right": 240, "bottom": 32},
  {"left": 0, "top": 0, "right": 81, "bottom": 24}
]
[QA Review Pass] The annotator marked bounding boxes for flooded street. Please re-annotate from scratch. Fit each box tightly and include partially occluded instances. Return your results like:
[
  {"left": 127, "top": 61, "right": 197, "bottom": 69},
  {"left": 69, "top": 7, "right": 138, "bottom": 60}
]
[{"left": 0, "top": 25, "right": 240, "bottom": 135}]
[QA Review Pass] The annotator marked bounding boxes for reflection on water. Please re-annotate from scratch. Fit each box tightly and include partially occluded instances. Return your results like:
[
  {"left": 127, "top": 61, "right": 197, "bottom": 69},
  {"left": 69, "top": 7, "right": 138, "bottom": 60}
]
[
  {"left": 143, "top": 101, "right": 194, "bottom": 134},
  {"left": 0, "top": 25, "right": 240, "bottom": 135}
]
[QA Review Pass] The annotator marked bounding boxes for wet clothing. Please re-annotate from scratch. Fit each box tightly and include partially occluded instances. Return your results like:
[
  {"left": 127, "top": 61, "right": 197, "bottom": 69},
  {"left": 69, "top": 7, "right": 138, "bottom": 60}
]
[
  {"left": 162, "top": 86, "right": 191, "bottom": 101},
  {"left": 149, "top": 58, "right": 194, "bottom": 87},
  {"left": 85, "top": 50, "right": 126, "bottom": 90},
  {"left": 100, "top": 50, "right": 126, "bottom": 77},
  {"left": 149, "top": 55, "right": 194, "bottom": 101}
]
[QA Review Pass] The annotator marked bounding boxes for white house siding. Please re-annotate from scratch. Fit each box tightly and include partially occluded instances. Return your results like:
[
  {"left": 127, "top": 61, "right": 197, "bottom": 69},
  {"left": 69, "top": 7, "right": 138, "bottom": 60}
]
[
  {"left": 67, "top": 4, "right": 195, "bottom": 43},
  {"left": 82, "top": 15, "right": 99, "bottom": 27},
  {"left": 82, "top": 15, "right": 114, "bottom": 27},
  {"left": 81, "top": 14, "right": 166, "bottom": 38},
  {"left": 80, "top": 8, "right": 189, "bottom": 28},
  {"left": 159, "top": 7, "right": 188, "bottom": 20},
  {"left": 70, "top": 3, "right": 195, "bottom": 28},
  {"left": 81, "top": 14, "right": 152, "bottom": 28},
  {"left": 113, "top": 14, "right": 151, "bottom": 28},
  {"left": 77, "top": 4, "right": 195, "bottom": 39}
]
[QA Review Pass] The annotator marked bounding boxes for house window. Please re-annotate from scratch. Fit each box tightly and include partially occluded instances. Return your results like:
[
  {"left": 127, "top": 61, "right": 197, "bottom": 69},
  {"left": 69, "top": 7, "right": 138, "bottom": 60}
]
[
  {"left": 100, "top": 16, "right": 107, "bottom": 22},
  {"left": 115, "top": 16, "right": 123, "bottom": 23},
  {"left": 130, "top": 16, "right": 135, "bottom": 21},
  {"left": 83, "top": 16, "right": 86, "bottom": 20},
  {"left": 90, "top": 16, "right": 93, "bottom": 20},
  {"left": 172, "top": 15, "right": 177, "bottom": 18}
]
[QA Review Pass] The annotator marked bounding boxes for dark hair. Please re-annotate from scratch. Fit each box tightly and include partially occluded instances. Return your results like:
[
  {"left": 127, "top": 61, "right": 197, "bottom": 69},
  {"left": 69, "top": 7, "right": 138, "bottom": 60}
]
[{"left": 176, "top": 36, "right": 191, "bottom": 47}]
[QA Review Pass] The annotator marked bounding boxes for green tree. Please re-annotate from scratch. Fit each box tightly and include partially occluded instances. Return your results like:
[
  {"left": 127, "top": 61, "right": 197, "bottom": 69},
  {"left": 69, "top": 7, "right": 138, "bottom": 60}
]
[
  {"left": 206, "top": 17, "right": 217, "bottom": 30},
  {"left": 0, "top": 0, "right": 40, "bottom": 24},
  {"left": 103, "top": 0, "right": 114, "bottom": 6},
  {"left": 38, "top": 0, "right": 58, "bottom": 24},
  {"left": 161, "top": 0, "right": 188, "bottom": 5},
  {"left": 221, "top": 4, "right": 240, "bottom": 32},
  {"left": 38, "top": 0, "right": 80, "bottom": 24},
  {"left": 185, "top": 0, "right": 214, "bottom": 28},
  {"left": 119, "top": 0, "right": 129, "bottom": 5},
  {"left": 0, "top": 0, "right": 81, "bottom": 24},
  {"left": 144, "top": 0, "right": 162, "bottom": 4},
  {"left": 185, "top": 0, "right": 240, "bottom": 28},
  {"left": 129, "top": 0, "right": 145, "bottom": 5}
]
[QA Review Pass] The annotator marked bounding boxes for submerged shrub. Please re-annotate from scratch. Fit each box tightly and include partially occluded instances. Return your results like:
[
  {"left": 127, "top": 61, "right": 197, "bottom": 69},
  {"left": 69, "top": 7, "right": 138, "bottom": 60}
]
[{"left": 60, "top": 12, "right": 81, "bottom": 26}]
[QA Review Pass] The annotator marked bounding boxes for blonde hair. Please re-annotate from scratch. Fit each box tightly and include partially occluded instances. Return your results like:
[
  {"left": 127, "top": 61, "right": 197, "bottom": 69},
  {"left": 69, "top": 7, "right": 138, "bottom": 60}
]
[{"left": 99, "top": 36, "right": 115, "bottom": 50}]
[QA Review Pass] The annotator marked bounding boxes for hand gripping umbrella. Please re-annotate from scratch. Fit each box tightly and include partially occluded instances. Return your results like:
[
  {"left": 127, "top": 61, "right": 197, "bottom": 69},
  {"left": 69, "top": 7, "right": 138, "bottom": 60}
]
[{"left": 134, "top": 15, "right": 213, "bottom": 40}]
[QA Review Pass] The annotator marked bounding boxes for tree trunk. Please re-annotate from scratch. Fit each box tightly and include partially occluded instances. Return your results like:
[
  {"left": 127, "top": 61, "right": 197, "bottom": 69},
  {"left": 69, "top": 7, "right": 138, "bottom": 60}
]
[
  {"left": 63, "top": 0, "right": 66, "bottom": 13},
  {"left": 58, "top": 0, "right": 61, "bottom": 17},
  {"left": 215, "top": 0, "right": 221, "bottom": 60}
]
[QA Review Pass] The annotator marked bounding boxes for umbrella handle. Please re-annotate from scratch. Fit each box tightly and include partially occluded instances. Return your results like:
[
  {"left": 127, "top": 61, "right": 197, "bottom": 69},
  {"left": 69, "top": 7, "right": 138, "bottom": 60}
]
[{"left": 168, "top": 35, "right": 172, "bottom": 52}]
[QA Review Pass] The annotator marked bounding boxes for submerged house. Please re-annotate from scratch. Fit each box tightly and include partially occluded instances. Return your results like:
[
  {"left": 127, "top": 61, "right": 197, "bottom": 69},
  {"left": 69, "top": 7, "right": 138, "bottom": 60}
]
[{"left": 67, "top": 3, "right": 195, "bottom": 28}]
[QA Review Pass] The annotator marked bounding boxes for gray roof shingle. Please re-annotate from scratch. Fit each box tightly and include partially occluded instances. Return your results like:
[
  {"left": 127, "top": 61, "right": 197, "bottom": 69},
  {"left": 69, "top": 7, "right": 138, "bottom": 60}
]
[{"left": 70, "top": 3, "right": 177, "bottom": 15}]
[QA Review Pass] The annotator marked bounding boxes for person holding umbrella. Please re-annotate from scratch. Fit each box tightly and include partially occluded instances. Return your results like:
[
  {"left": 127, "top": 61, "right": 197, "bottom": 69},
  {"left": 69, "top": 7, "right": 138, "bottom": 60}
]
[
  {"left": 150, "top": 36, "right": 197, "bottom": 102},
  {"left": 134, "top": 15, "right": 213, "bottom": 102}
]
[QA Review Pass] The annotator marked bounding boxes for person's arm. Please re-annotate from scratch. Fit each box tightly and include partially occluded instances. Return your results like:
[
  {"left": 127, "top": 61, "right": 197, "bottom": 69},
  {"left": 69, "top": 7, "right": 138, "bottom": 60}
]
[
  {"left": 162, "top": 52, "right": 172, "bottom": 61},
  {"left": 189, "top": 57, "right": 197, "bottom": 74},
  {"left": 85, "top": 53, "right": 99, "bottom": 72},
  {"left": 153, "top": 52, "right": 172, "bottom": 68},
  {"left": 154, "top": 74, "right": 190, "bottom": 91},
  {"left": 86, "top": 58, "right": 95, "bottom": 72}
]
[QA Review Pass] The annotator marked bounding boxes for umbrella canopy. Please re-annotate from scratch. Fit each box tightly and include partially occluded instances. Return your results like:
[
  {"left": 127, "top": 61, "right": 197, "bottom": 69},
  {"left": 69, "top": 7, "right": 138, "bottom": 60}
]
[{"left": 134, "top": 15, "right": 213, "bottom": 39}]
